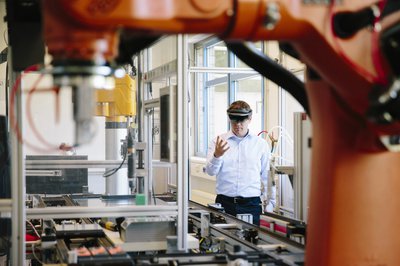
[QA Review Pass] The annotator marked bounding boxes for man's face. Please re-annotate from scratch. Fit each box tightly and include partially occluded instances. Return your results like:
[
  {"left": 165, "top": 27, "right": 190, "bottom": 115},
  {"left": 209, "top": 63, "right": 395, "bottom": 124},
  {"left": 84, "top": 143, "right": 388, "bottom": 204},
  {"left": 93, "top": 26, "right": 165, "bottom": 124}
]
[{"left": 230, "top": 115, "right": 251, "bottom": 137}]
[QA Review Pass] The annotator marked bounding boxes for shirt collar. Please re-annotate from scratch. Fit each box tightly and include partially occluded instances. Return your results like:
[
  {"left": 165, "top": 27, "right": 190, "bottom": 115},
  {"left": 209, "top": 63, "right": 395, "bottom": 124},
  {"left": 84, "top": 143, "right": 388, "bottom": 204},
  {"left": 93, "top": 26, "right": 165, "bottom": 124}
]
[{"left": 227, "top": 130, "right": 252, "bottom": 140}]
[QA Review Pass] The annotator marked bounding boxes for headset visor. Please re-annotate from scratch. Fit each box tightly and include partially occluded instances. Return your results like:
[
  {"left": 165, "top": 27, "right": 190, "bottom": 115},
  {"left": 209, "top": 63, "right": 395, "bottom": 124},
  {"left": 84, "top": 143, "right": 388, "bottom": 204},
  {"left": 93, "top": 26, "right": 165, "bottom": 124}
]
[
  {"left": 228, "top": 114, "right": 250, "bottom": 123},
  {"left": 227, "top": 108, "right": 252, "bottom": 123}
]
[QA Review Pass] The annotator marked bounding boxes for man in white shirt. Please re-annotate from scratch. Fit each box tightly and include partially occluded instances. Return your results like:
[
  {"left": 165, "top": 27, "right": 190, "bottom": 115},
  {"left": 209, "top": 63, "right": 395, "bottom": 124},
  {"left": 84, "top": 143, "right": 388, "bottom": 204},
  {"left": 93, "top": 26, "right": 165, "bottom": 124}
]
[{"left": 205, "top": 100, "right": 270, "bottom": 226}]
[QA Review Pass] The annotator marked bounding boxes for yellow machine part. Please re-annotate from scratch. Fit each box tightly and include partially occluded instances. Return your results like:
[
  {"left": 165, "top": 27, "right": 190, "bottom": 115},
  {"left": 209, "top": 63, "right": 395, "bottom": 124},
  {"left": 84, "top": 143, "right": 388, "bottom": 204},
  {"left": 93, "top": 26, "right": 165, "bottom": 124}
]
[{"left": 96, "top": 74, "right": 136, "bottom": 121}]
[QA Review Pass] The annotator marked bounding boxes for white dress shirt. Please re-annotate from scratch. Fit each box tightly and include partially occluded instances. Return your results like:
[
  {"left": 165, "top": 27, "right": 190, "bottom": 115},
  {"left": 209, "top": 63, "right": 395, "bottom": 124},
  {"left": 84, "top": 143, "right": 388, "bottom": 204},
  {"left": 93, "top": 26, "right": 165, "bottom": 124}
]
[{"left": 205, "top": 130, "right": 270, "bottom": 198}]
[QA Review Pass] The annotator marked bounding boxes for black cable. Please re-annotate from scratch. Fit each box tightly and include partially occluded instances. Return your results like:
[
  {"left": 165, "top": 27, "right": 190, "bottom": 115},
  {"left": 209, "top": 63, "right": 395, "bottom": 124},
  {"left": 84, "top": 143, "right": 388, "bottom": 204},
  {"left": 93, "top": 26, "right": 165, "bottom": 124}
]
[
  {"left": 127, "top": 129, "right": 134, "bottom": 179},
  {"left": 152, "top": 183, "right": 157, "bottom": 205},
  {"left": 0, "top": 47, "right": 7, "bottom": 64},
  {"left": 115, "top": 33, "right": 161, "bottom": 65},
  {"left": 225, "top": 41, "right": 310, "bottom": 117},
  {"left": 5, "top": 62, "right": 8, "bottom": 119},
  {"left": 382, "top": 0, "right": 400, "bottom": 18},
  {"left": 332, "top": 6, "right": 377, "bottom": 39},
  {"left": 103, "top": 148, "right": 127, "bottom": 178}
]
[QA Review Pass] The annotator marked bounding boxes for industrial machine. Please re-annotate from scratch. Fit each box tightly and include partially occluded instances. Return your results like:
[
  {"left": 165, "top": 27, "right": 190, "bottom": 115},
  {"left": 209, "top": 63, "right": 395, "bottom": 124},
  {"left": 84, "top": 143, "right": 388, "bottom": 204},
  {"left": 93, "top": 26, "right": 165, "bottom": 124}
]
[
  {"left": 23, "top": 194, "right": 305, "bottom": 265},
  {"left": 95, "top": 68, "right": 141, "bottom": 195},
  {"left": 3, "top": 0, "right": 400, "bottom": 265}
]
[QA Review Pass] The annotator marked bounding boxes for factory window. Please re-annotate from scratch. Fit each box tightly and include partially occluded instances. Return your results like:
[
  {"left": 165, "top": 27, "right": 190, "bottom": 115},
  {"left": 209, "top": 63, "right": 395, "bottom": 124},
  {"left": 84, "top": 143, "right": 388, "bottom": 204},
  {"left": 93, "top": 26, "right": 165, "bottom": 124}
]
[{"left": 193, "top": 39, "right": 264, "bottom": 156}]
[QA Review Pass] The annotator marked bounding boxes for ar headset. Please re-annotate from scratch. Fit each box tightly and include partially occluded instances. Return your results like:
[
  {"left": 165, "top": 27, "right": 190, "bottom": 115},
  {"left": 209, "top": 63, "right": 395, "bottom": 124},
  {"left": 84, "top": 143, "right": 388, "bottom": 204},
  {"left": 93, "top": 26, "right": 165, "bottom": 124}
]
[{"left": 227, "top": 108, "right": 252, "bottom": 123}]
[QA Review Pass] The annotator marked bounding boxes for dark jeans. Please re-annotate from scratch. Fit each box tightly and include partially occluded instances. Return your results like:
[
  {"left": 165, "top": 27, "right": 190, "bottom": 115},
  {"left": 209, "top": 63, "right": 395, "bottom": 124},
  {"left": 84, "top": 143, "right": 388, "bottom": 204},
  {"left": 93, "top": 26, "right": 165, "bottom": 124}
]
[{"left": 216, "top": 194, "right": 262, "bottom": 226}]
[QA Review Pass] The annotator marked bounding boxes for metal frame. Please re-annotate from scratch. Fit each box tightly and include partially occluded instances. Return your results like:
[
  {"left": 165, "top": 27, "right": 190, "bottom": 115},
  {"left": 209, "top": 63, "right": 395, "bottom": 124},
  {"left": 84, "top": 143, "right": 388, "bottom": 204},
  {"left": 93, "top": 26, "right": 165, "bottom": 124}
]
[
  {"left": 9, "top": 51, "right": 26, "bottom": 265},
  {"left": 188, "top": 201, "right": 305, "bottom": 265},
  {"left": 293, "top": 112, "right": 312, "bottom": 221},
  {"left": 176, "top": 34, "right": 189, "bottom": 251},
  {"left": 26, "top": 159, "right": 129, "bottom": 169},
  {"left": 7, "top": 33, "right": 194, "bottom": 263},
  {"left": 159, "top": 85, "right": 178, "bottom": 163},
  {"left": 293, "top": 113, "right": 302, "bottom": 220},
  {"left": 0, "top": 199, "right": 12, "bottom": 213},
  {"left": 26, "top": 205, "right": 178, "bottom": 219},
  {"left": 191, "top": 40, "right": 265, "bottom": 157},
  {"left": 140, "top": 35, "right": 189, "bottom": 251},
  {"left": 189, "top": 67, "right": 258, "bottom": 74}
]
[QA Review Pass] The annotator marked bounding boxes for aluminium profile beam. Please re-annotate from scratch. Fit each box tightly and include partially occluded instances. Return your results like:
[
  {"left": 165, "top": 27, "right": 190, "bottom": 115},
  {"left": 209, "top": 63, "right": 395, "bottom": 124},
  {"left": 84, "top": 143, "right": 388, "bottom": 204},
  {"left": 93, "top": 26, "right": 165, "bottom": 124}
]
[{"left": 26, "top": 205, "right": 178, "bottom": 220}]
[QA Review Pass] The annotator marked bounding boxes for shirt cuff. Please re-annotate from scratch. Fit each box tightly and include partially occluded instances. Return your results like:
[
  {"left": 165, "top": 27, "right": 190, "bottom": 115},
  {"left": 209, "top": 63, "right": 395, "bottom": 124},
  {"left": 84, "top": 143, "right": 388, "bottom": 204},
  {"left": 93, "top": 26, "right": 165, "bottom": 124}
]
[{"left": 210, "top": 156, "right": 222, "bottom": 165}]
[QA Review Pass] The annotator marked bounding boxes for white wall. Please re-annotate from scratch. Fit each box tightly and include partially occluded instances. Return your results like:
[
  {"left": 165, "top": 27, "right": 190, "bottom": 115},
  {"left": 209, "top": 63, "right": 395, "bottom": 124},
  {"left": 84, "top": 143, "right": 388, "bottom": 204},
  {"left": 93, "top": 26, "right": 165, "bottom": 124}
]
[
  {"left": 20, "top": 74, "right": 106, "bottom": 158},
  {"left": 19, "top": 73, "right": 107, "bottom": 193},
  {"left": 190, "top": 157, "right": 216, "bottom": 205}
]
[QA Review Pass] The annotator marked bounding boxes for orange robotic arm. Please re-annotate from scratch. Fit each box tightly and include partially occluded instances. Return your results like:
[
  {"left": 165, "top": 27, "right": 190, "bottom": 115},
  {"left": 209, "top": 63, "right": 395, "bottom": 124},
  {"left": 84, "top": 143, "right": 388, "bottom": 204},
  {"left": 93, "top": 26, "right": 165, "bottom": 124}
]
[
  {"left": 41, "top": 1, "right": 400, "bottom": 265},
  {"left": 43, "top": 0, "right": 400, "bottom": 138},
  {"left": 42, "top": 0, "right": 383, "bottom": 73}
]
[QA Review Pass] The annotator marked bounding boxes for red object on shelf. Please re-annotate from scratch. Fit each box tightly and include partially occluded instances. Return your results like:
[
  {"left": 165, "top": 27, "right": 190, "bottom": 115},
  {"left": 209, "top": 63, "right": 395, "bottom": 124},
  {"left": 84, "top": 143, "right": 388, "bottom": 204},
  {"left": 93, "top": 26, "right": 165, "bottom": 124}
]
[{"left": 26, "top": 234, "right": 40, "bottom": 241}]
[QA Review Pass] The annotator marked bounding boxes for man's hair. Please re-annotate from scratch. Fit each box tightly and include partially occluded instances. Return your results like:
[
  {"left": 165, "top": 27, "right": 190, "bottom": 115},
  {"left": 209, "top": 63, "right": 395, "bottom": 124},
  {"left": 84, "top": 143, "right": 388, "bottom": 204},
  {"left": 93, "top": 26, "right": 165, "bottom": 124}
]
[{"left": 227, "top": 100, "right": 252, "bottom": 116}]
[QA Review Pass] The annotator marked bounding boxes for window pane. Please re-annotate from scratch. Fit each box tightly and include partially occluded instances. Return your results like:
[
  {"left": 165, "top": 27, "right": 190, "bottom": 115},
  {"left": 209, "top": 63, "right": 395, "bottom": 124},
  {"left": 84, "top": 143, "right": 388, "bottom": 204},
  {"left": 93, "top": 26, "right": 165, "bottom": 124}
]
[
  {"left": 236, "top": 75, "right": 263, "bottom": 135},
  {"left": 195, "top": 72, "right": 205, "bottom": 154},
  {"left": 207, "top": 42, "right": 228, "bottom": 67},
  {"left": 208, "top": 83, "right": 228, "bottom": 142},
  {"left": 195, "top": 46, "right": 204, "bottom": 67}
]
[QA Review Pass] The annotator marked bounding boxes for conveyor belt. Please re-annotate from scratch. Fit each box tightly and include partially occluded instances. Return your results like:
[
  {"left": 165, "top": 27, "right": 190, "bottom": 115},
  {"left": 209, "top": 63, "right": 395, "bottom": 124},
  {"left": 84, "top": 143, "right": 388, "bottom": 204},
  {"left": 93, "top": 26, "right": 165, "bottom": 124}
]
[
  {"left": 30, "top": 194, "right": 304, "bottom": 265},
  {"left": 188, "top": 200, "right": 305, "bottom": 265}
]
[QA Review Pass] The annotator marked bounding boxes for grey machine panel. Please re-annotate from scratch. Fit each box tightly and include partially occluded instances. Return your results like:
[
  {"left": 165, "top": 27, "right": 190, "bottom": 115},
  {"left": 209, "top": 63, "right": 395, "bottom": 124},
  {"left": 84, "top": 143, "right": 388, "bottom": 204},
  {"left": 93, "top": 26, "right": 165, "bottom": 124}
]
[{"left": 26, "top": 155, "right": 88, "bottom": 194}]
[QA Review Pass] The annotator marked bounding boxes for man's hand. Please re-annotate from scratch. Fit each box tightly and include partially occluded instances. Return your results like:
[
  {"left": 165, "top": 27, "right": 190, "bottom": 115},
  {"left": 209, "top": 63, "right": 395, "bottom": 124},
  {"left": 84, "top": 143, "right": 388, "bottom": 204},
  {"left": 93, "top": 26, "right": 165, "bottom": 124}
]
[
  {"left": 214, "top": 136, "right": 230, "bottom": 158},
  {"left": 262, "top": 192, "right": 276, "bottom": 213}
]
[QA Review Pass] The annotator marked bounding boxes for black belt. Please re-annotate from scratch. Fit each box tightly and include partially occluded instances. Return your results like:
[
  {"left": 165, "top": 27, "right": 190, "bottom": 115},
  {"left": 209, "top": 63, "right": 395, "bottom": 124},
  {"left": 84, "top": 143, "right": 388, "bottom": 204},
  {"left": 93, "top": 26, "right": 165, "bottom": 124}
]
[{"left": 218, "top": 194, "right": 259, "bottom": 204}]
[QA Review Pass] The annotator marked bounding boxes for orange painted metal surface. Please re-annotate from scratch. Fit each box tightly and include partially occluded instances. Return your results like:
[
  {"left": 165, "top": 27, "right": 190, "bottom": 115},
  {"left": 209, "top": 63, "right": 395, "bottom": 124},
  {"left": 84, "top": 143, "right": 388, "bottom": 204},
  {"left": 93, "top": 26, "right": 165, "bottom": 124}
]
[
  {"left": 306, "top": 80, "right": 400, "bottom": 265},
  {"left": 43, "top": 1, "right": 119, "bottom": 63},
  {"left": 41, "top": 0, "right": 400, "bottom": 264}
]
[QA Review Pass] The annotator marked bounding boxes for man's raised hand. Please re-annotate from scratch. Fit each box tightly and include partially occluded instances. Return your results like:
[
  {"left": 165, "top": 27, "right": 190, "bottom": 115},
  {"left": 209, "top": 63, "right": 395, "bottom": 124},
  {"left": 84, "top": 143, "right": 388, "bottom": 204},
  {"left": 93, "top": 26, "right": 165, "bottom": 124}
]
[{"left": 214, "top": 136, "right": 230, "bottom": 158}]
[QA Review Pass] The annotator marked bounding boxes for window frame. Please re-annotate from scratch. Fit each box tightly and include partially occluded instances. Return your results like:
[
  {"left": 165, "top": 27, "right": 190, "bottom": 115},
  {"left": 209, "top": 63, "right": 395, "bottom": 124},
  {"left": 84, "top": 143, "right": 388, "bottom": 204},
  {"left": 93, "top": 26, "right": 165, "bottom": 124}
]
[{"left": 193, "top": 38, "right": 265, "bottom": 157}]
